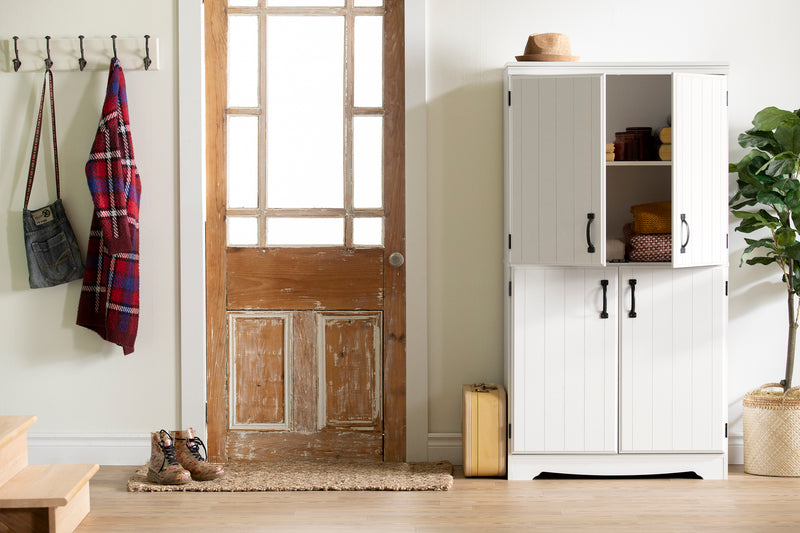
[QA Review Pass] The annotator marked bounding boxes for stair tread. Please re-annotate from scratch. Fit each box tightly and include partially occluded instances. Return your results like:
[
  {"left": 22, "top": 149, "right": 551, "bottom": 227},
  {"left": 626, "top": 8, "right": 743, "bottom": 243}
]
[
  {"left": 0, "top": 463, "right": 99, "bottom": 509},
  {"left": 0, "top": 416, "right": 37, "bottom": 449}
]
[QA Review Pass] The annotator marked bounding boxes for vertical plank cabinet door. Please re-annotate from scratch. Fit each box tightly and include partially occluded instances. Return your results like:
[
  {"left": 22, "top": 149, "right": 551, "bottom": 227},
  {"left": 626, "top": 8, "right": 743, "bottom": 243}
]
[
  {"left": 510, "top": 267, "right": 618, "bottom": 453},
  {"left": 507, "top": 75, "right": 604, "bottom": 266},
  {"left": 618, "top": 266, "right": 726, "bottom": 453},
  {"left": 671, "top": 73, "right": 728, "bottom": 267}
]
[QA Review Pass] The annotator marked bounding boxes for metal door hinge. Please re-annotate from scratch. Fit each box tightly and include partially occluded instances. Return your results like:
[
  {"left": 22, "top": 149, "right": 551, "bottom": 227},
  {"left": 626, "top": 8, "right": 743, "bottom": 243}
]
[
  {"left": 508, "top": 281, "right": 512, "bottom": 297},
  {"left": 724, "top": 422, "right": 728, "bottom": 438},
  {"left": 205, "top": 402, "right": 208, "bottom": 423},
  {"left": 508, "top": 91, "right": 511, "bottom": 106},
  {"left": 726, "top": 91, "right": 729, "bottom": 106},
  {"left": 507, "top": 423, "right": 512, "bottom": 439},
  {"left": 508, "top": 234, "right": 512, "bottom": 250},
  {"left": 725, "top": 281, "right": 728, "bottom": 296}
]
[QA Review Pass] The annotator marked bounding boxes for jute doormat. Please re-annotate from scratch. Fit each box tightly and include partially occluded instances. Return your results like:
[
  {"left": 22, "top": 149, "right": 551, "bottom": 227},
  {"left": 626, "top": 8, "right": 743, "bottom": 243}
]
[{"left": 127, "top": 460, "right": 453, "bottom": 492}]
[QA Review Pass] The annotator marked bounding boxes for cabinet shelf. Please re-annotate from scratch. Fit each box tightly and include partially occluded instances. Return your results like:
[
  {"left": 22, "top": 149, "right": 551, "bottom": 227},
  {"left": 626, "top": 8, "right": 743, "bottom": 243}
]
[{"left": 606, "top": 161, "right": 671, "bottom": 167}]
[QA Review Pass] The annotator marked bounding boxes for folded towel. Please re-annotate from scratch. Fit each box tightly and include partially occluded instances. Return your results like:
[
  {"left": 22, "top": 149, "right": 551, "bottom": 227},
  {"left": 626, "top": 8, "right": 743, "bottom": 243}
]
[
  {"left": 623, "top": 223, "right": 671, "bottom": 262},
  {"left": 606, "top": 152, "right": 615, "bottom": 162},
  {"left": 607, "top": 238, "right": 625, "bottom": 261},
  {"left": 630, "top": 201, "right": 671, "bottom": 234},
  {"left": 605, "top": 143, "right": 615, "bottom": 153}
]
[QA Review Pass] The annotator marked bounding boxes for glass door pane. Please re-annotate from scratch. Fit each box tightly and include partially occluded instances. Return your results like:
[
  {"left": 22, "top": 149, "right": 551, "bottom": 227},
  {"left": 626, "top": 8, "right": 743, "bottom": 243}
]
[
  {"left": 353, "top": 116, "right": 383, "bottom": 208},
  {"left": 266, "top": 16, "right": 344, "bottom": 208},
  {"left": 354, "top": 16, "right": 382, "bottom": 107},
  {"left": 227, "top": 115, "right": 260, "bottom": 208},
  {"left": 228, "top": 15, "right": 259, "bottom": 108}
]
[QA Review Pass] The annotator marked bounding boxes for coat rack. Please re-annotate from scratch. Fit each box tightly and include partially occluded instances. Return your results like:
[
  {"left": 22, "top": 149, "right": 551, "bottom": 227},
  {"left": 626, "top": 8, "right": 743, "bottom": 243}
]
[{"left": 5, "top": 35, "right": 159, "bottom": 72}]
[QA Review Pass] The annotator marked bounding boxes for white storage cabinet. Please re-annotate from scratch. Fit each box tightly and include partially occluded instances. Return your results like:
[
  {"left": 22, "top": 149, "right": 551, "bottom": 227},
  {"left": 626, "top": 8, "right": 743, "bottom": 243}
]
[{"left": 504, "top": 62, "right": 729, "bottom": 480}]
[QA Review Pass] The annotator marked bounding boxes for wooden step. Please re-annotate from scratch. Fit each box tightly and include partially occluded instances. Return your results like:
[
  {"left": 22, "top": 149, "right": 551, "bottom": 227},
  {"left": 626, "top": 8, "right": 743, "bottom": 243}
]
[
  {"left": 0, "top": 416, "right": 37, "bottom": 487},
  {"left": 0, "top": 463, "right": 99, "bottom": 533}
]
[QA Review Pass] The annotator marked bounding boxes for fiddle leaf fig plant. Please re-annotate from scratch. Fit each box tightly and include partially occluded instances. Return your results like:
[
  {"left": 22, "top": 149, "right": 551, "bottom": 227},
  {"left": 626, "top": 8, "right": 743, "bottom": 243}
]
[{"left": 730, "top": 106, "right": 800, "bottom": 391}]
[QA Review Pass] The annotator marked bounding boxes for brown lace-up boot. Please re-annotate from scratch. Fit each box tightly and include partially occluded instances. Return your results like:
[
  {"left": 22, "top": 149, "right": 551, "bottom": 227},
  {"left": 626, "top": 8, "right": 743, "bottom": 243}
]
[
  {"left": 147, "top": 429, "right": 191, "bottom": 485},
  {"left": 172, "top": 428, "right": 224, "bottom": 481}
]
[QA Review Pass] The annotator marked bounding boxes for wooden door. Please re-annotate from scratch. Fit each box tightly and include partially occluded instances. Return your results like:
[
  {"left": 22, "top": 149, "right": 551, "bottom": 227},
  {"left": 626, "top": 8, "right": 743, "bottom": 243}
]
[
  {"left": 506, "top": 74, "right": 604, "bottom": 266},
  {"left": 205, "top": 0, "right": 405, "bottom": 462},
  {"left": 618, "top": 266, "right": 726, "bottom": 453},
  {"left": 671, "top": 73, "right": 728, "bottom": 267},
  {"left": 509, "top": 267, "right": 617, "bottom": 454}
]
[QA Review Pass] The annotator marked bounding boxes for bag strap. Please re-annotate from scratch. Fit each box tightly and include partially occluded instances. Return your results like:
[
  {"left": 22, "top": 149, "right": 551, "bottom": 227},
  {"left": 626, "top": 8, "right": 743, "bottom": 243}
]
[{"left": 24, "top": 69, "right": 60, "bottom": 209}]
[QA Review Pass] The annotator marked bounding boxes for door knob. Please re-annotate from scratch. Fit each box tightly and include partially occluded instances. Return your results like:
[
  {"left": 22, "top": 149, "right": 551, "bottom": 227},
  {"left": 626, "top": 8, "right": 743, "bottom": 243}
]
[{"left": 388, "top": 252, "right": 405, "bottom": 267}]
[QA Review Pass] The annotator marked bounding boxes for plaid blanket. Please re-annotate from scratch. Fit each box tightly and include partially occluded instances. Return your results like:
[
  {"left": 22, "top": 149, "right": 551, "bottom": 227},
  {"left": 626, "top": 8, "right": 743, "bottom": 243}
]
[{"left": 77, "top": 58, "right": 141, "bottom": 355}]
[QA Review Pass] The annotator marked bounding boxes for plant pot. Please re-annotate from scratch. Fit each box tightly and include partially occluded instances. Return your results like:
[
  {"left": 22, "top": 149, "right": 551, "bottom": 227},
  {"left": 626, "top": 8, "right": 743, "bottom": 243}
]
[{"left": 743, "top": 383, "right": 800, "bottom": 477}]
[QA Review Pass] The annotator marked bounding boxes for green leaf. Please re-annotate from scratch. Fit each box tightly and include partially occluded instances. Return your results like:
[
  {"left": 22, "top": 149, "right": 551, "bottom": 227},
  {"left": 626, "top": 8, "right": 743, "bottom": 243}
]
[
  {"left": 746, "top": 256, "right": 778, "bottom": 266},
  {"left": 756, "top": 190, "right": 786, "bottom": 206},
  {"left": 776, "top": 227, "right": 797, "bottom": 246},
  {"left": 758, "top": 152, "right": 800, "bottom": 177},
  {"left": 785, "top": 243, "right": 800, "bottom": 262},
  {"left": 786, "top": 188, "right": 800, "bottom": 211},
  {"left": 753, "top": 106, "right": 795, "bottom": 131},
  {"left": 739, "top": 129, "right": 783, "bottom": 155},
  {"left": 775, "top": 123, "right": 800, "bottom": 154}
]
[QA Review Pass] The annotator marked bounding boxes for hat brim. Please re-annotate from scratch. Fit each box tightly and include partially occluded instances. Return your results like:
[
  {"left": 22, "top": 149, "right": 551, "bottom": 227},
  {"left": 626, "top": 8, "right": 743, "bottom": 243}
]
[{"left": 515, "top": 53, "right": 579, "bottom": 62}]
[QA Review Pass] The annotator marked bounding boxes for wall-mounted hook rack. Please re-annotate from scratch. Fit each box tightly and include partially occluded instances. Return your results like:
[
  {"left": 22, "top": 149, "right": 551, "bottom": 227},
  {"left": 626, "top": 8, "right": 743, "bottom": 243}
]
[{"left": 4, "top": 35, "right": 159, "bottom": 72}]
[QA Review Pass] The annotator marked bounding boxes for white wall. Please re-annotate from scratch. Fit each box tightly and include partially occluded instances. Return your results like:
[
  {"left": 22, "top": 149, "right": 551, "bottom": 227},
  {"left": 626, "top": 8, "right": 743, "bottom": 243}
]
[
  {"left": 425, "top": 0, "right": 800, "bottom": 458},
  {"left": 0, "top": 0, "right": 179, "bottom": 462}
]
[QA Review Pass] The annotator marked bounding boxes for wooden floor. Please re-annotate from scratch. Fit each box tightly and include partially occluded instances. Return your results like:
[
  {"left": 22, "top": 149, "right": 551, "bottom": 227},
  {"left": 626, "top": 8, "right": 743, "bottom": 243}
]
[{"left": 77, "top": 465, "right": 800, "bottom": 532}]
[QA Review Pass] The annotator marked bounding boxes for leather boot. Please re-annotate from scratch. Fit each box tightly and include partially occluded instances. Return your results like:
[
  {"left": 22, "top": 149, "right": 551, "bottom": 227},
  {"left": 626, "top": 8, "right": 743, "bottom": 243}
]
[
  {"left": 172, "top": 428, "right": 224, "bottom": 481},
  {"left": 146, "top": 429, "right": 191, "bottom": 485}
]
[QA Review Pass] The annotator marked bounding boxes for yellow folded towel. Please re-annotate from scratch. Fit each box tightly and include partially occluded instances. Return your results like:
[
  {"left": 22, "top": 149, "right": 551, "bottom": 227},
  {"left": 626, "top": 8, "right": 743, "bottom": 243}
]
[
  {"left": 606, "top": 152, "right": 615, "bottom": 161},
  {"left": 605, "top": 143, "right": 615, "bottom": 153}
]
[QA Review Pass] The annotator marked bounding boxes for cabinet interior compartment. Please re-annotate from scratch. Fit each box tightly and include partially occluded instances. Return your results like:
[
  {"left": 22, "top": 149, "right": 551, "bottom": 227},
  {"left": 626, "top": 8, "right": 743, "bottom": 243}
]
[
  {"left": 605, "top": 75, "right": 673, "bottom": 264},
  {"left": 605, "top": 75, "right": 671, "bottom": 142}
]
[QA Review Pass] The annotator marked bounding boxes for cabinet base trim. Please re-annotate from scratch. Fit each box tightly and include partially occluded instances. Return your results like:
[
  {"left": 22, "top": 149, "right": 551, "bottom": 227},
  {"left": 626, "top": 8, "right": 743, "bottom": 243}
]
[{"left": 508, "top": 453, "right": 728, "bottom": 480}]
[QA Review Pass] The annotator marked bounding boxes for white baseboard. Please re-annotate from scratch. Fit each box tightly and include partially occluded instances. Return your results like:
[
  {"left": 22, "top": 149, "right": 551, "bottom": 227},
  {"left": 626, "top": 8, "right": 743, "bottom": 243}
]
[
  {"left": 427, "top": 433, "right": 463, "bottom": 465},
  {"left": 427, "top": 432, "right": 745, "bottom": 467},
  {"left": 728, "top": 434, "right": 743, "bottom": 465},
  {"left": 27, "top": 433, "right": 151, "bottom": 466}
]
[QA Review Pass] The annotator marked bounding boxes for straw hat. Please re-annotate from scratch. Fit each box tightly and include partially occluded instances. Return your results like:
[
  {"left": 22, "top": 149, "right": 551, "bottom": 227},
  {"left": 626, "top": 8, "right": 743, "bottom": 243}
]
[{"left": 515, "top": 33, "right": 579, "bottom": 62}]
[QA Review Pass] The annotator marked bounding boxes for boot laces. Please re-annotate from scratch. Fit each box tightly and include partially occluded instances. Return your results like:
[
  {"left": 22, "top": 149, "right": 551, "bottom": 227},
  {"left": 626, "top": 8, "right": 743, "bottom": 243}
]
[
  {"left": 186, "top": 436, "right": 208, "bottom": 462},
  {"left": 158, "top": 429, "right": 181, "bottom": 470}
]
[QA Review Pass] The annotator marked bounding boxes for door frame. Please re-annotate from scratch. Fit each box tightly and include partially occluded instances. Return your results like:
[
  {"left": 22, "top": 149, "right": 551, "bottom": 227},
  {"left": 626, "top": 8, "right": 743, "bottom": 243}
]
[{"left": 177, "top": 0, "right": 429, "bottom": 461}]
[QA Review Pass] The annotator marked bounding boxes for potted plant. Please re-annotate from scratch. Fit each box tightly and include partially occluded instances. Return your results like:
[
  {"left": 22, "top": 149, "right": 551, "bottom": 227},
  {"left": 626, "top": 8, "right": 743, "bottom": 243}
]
[{"left": 730, "top": 105, "right": 800, "bottom": 476}]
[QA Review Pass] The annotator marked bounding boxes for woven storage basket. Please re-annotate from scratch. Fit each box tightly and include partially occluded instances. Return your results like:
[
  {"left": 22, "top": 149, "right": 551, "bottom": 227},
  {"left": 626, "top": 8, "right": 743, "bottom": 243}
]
[
  {"left": 630, "top": 201, "right": 671, "bottom": 234},
  {"left": 743, "top": 383, "right": 800, "bottom": 477}
]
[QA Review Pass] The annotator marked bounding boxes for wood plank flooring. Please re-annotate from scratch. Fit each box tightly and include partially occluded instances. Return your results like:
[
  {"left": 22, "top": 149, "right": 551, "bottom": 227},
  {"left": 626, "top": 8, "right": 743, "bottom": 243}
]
[{"left": 78, "top": 465, "right": 800, "bottom": 532}]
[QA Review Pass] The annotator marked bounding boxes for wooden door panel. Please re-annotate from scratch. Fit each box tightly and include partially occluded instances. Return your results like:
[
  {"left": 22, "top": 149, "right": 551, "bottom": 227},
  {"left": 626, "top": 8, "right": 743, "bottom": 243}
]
[
  {"left": 227, "top": 430, "right": 383, "bottom": 462},
  {"left": 319, "top": 313, "right": 382, "bottom": 430},
  {"left": 227, "top": 248, "right": 384, "bottom": 310},
  {"left": 229, "top": 312, "right": 291, "bottom": 429}
]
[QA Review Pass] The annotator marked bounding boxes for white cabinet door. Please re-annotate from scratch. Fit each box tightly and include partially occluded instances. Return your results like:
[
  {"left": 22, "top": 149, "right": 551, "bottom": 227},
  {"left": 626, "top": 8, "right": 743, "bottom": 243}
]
[
  {"left": 671, "top": 73, "right": 728, "bottom": 267},
  {"left": 510, "top": 267, "right": 617, "bottom": 453},
  {"left": 618, "top": 266, "right": 726, "bottom": 453},
  {"left": 507, "top": 75, "right": 604, "bottom": 266}
]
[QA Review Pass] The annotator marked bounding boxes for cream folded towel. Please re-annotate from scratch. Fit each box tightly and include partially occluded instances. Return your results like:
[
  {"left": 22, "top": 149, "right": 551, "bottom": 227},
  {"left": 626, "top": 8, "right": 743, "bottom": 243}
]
[{"left": 607, "top": 238, "right": 626, "bottom": 261}]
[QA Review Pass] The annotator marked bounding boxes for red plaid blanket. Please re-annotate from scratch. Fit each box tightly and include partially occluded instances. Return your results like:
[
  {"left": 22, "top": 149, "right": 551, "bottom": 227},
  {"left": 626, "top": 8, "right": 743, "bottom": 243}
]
[{"left": 77, "top": 58, "right": 141, "bottom": 355}]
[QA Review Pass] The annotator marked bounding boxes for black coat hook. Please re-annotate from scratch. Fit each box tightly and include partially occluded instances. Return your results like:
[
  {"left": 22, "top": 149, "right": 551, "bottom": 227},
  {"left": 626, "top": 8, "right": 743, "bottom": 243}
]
[
  {"left": 12, "top": 36, "right": 21, "bottom": 72},
  {"left": 111, "top": 34, "right": 118, "bottom": 60},
  {"left": 143, "top": 35, "right": 152, "bottom": 71},
  {"left": 44, "top": 35, "right": 53, "bottom": 70},
  {"left": 78, "top": 35, "right": 87, "bottom": 71}
]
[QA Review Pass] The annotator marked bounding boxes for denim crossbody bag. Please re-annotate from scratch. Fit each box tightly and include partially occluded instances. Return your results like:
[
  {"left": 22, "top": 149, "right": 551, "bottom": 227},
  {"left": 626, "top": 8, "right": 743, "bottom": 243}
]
[{"left": 22, "top": 69, "right": 84, "bottom": 289}]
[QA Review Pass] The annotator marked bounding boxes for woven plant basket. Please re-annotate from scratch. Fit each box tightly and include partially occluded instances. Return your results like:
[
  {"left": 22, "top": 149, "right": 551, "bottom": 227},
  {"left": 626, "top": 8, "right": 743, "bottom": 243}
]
[{"left": 742, "top": 383, "right": 800, "bottom": 477}]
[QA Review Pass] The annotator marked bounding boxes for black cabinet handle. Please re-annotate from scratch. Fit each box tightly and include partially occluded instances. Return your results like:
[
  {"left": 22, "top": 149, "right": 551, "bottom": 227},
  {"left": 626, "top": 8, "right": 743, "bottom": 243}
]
[
  {"left": 586, "top": 213, "right": 595, "bottom": 253},
  {"left": 600, "top": 279, "right": 609, "bottom": 319},
  {"left": 628, "top": 279, "right": 637, "bottom": 318},
  {"left": 680, "top": 214, "right": 690, "bottom": 253}
]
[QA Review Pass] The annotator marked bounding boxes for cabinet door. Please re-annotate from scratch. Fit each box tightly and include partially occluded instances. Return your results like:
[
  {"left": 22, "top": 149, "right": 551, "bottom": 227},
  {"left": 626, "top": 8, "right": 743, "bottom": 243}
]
[
  {"left": 619, "top": 267, "right": 726, "bottom": 453},
  {"left": 507, "top": 75, "right": 604, "bottom": 266},
  {"left": 510, "top": 267, "right": 617, "bottom": 453},
  {"left": 672, "top": 73, "right": 728, "bottom": 267}
]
